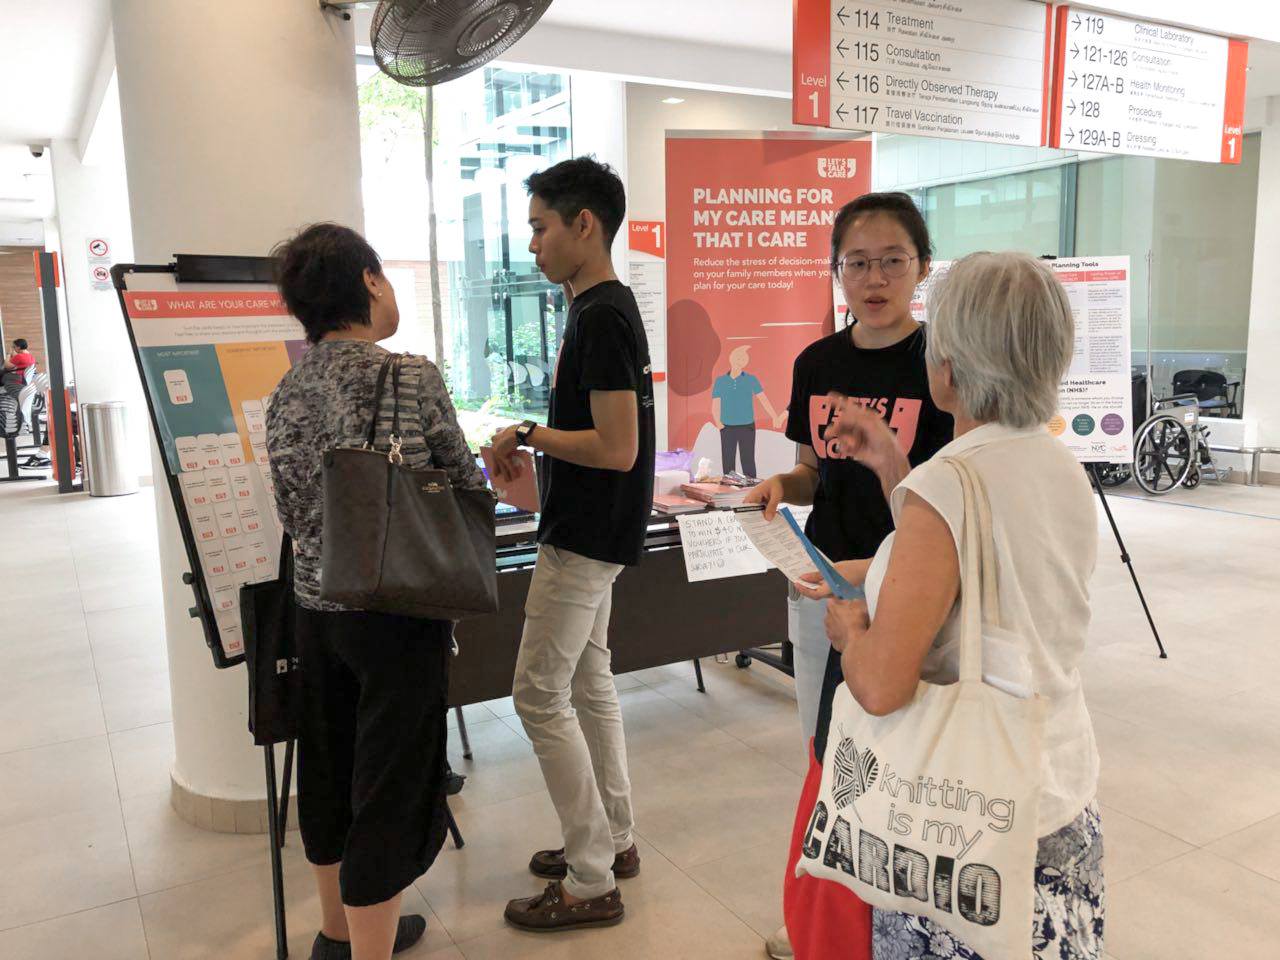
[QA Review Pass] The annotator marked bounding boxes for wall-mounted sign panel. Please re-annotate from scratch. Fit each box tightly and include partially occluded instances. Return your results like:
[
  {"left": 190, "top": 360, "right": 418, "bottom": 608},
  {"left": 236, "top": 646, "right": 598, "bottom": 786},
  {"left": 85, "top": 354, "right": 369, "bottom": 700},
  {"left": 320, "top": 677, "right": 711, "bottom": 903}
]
[
  {"left": 793, "top": 0, "right": 1053, "bottom": 146},
  {"left": 1049, "top": 7, "right": 1248, "bottom": 163}
]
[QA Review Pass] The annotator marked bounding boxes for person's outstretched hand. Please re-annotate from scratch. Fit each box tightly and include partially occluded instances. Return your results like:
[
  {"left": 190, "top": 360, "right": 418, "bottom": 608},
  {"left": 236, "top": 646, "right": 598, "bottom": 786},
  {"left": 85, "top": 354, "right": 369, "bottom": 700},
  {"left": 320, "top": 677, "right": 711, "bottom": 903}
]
[
  {"left": 489, "top": 425, "right": 524, "bottom": 482},
  {"left": 825, "top": 394, "right": 910, "bottom": 495}
]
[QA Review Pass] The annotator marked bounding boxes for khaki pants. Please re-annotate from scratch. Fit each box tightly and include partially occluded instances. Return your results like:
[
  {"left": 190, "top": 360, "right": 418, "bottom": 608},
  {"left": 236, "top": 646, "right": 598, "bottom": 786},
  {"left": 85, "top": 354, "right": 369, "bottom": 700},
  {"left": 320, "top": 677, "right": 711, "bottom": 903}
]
[{"left": 513, "top": 544, "right": 634, "bottom": 898}]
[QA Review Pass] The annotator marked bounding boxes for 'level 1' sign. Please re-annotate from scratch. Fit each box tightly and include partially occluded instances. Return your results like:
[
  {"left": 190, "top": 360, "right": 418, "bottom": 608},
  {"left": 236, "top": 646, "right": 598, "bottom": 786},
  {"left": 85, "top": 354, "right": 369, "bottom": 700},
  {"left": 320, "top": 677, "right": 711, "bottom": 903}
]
[
  {"left": 793, "top": 0, "right": 1053, "bottom": 146},
  {"left": 1049, "top": 7, "right": 1248, "bottom": 163}
]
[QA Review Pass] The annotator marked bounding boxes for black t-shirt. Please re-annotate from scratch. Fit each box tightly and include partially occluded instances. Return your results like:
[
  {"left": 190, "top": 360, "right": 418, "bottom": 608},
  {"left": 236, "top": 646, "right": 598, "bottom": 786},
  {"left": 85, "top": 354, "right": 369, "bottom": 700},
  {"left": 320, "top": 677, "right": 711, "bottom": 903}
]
[
  {"left": 537, "top": 280, "right": 656, "bottom": 566},
  {"left": 786, "top": 324, "right": 953, "bottom": 563},
  {"left": 786, "top": 325, "right": 954, "bottom": 762}
]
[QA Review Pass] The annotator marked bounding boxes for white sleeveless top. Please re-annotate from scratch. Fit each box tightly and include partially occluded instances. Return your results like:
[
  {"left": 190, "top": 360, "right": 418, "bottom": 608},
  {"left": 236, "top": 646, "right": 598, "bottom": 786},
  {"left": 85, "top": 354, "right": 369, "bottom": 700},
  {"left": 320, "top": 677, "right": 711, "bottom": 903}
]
[{"left": 864, "top": 422, "right": 1100, "bottom": 835}]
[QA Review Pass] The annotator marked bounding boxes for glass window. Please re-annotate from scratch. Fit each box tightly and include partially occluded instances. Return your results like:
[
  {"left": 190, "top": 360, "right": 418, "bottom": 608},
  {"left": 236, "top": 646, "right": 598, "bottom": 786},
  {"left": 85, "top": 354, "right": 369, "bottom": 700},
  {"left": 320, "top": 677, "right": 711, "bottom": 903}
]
[
  {"left": 359, "top": 65, "right": 573, "bottom": 444},
  {"left": 923, "top": 167, "right": 1066, "bottom": 260},
  {"left": 1075, "top": 133, "right": 1260, "bottom": 410}
]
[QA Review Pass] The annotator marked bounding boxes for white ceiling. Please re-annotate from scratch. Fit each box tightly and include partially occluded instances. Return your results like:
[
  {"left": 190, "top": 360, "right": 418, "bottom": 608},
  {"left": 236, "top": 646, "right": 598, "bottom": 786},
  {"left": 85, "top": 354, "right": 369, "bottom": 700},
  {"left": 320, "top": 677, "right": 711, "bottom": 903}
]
[
  {"left": 538, "top": 0, "right": 791, "bottom": 54},
  {"left": 0, "top": 0, "right": 111, "bottom": 144},
  {"left": 0, "top": 0, "right": 1275, "bottom": 235},
  {"left": 0, "top": 143, "right": 54, "bottom": 226}
]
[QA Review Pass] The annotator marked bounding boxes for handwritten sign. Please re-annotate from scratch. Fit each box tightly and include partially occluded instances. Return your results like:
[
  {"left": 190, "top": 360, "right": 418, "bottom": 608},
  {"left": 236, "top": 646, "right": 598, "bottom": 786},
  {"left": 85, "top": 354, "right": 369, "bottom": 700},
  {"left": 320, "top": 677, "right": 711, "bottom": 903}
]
[{"left": 677, "top": 511, "right": 769, "bottom": 582}]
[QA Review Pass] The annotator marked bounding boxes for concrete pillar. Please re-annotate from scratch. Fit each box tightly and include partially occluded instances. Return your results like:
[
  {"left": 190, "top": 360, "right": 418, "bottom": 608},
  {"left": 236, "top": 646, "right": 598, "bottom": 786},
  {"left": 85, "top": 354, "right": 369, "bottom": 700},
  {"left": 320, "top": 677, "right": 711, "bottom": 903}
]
[
  {"left": 111, "top": 0, "right": 364, "bottom": 827},
  {"left": 1244, "top": 97, "right": 1280, "bottom": 450}
]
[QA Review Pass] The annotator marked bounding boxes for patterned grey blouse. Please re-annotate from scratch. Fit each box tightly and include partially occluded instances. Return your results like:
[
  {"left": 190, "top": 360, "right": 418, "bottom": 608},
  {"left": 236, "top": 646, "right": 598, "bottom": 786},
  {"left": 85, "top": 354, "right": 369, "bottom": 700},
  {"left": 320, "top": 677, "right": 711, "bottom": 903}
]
[{"left": 265, "top": 339, "right": 486, "bottom": 611}]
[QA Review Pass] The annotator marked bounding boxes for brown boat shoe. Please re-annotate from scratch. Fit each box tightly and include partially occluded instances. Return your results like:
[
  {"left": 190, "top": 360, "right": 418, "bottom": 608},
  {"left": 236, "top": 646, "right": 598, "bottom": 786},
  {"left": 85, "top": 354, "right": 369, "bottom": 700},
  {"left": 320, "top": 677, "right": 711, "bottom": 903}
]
[
  {"left": 504, "top": 882, "right": 624, "bottom": 932},
  {"left": 528, "top": 843, "right": 641, "bottom": 880}
]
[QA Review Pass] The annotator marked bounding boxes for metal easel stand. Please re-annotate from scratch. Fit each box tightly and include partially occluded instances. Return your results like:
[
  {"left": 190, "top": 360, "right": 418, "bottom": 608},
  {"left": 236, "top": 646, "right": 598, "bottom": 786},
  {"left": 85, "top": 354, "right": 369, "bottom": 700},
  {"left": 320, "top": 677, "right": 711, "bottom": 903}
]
[
  {"left": 263, "top": 740, "right": 466, "bottom": 960},
  {"left": 1088, "top": 464, "right": 1168, "bottom": 659}
]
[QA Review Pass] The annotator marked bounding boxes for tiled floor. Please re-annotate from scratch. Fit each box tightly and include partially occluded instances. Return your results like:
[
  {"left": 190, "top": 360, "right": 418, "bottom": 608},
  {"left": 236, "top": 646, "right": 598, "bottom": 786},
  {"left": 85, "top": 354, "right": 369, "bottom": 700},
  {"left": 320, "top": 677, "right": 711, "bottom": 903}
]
[{"left": 1, "top": 477, "right": 1278, "bottom": 959}]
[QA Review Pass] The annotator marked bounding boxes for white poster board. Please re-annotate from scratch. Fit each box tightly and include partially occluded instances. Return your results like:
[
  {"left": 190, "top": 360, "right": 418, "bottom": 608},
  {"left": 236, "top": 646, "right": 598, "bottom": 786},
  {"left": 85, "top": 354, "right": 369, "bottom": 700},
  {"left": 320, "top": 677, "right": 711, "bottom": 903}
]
[
  {"left": 119, "top": 268, "right": 303, "bottom": 665},
  {"left": 1046, "top": 256, "right": 1134, "bottom": 463}
]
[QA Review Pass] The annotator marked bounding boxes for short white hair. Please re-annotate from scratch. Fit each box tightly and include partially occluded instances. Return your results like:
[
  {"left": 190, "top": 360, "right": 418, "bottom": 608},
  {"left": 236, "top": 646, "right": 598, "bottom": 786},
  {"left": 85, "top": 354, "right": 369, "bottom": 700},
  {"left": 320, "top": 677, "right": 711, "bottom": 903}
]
[{"left": 926, "top": 252, "right": 1074, "bottom": 428}]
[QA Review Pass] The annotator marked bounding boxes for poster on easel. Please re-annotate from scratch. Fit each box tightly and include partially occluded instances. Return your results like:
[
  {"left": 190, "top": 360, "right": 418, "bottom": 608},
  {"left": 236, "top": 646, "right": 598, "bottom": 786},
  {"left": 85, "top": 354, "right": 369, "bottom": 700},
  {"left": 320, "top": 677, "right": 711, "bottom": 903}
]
[
  {"left": 115, "top": 259, "right": 305, "bottom": 667},
  {"left": 1046, "top": 256, "right": 1134, "bottom": 464}
]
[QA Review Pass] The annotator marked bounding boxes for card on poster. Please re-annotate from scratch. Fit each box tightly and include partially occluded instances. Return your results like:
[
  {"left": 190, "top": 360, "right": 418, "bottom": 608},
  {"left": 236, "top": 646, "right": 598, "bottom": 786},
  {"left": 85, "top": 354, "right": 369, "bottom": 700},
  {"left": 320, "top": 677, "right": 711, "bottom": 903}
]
[
  {"left": 214, "top": 500, "right": 241, "bottom": 539},
  {"left": 175, "top": 436, "right": 202, "bottom": 472},
  {"left": 221, "top": 433, "right": 246, "bottom": 468},
  {"left": 209, "top": 577, "right": 238, "bottom": 615},
  {"left": 225, "top": 536, "right": 252, "bottom": 580},
  {"left": 178, "top": 472, "right": 210, "bottom": 508},
  {"left": 236, "top": 501, "right": 265, "bottom": 535},
  {"left": 245, "top": 532, "right": 272, "bottom": 570},
  {"left": 228, "top": 464, "right": 255, "bottom": 501},
  {"left": 189, "top": 505, "right": 219, "bottom": 544},
  {"left": 198, "top": 433, "right": 223, "bottom": 469},
  {"left": 163, "top": 369, "right": 193, "bottom": 405},
  {"left": 204, "top": 468, "right": 231, "bottom": 503},
  {"left": 242, "top": 399, "right": 267, "bottom": 434},
  {"left": 200, "top": 542, "right": 230, "bottom": 580}
]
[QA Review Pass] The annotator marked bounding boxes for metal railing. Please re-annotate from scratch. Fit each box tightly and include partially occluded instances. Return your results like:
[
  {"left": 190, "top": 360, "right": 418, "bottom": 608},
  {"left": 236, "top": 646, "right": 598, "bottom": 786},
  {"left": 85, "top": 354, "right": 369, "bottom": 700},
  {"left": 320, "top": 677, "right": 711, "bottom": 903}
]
[{"left": 1208, "top": 445, "right": 1280, "bottom": 487}]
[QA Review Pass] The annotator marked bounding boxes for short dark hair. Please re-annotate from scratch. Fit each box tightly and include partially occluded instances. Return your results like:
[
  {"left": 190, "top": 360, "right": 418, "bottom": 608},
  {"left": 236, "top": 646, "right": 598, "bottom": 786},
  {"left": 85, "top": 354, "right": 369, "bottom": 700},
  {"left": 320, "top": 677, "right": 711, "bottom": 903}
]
[
  {"left": 13, "top": 338, "right": 27, "bottom": 350},
  {"left": 272, "top": 223, "right": 382, "bottom": 344},
  {"left": 524, "top": 156, "right": 626, "bottom": 250},
  {"left": 830, "top": 192, "right": 933, "bottom": 271}
]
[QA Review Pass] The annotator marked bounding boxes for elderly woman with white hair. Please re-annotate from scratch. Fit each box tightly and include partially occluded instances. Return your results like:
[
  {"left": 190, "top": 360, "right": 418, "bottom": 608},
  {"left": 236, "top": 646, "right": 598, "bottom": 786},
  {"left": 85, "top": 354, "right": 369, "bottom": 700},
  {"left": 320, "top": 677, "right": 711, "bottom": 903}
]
[{"left": 812, "top": 251, "right": 1104, "bottom": 959}]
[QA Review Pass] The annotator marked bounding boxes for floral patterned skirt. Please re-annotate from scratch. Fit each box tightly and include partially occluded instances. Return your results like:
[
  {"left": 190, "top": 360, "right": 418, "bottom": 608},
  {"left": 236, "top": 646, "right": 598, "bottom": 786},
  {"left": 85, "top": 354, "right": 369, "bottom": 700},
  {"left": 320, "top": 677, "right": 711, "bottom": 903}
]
[{"left": 872, "top": 803, "right": 1104, "bottom": 960}]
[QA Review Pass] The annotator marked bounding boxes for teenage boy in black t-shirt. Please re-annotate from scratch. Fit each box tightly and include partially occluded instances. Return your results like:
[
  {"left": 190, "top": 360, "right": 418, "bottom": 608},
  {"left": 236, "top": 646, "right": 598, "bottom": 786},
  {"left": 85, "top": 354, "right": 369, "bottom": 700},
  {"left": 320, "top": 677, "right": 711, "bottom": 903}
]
[{"left": 490, "top": 157, "right": 655, "bottom": 933}]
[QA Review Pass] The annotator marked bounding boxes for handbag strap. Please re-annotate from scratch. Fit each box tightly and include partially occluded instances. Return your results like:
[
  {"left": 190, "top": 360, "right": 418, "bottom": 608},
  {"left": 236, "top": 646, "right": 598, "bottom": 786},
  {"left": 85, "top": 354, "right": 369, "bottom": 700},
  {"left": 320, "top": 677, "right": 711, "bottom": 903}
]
[
  {"left": 945, "top": 455, "right": 999, "bottom": 684},
  {"left": 363, "top": 354, "right": 397, "bottom": 449},
  {"left": 277, "top": 532, "right": 293, "bottom": 581}
]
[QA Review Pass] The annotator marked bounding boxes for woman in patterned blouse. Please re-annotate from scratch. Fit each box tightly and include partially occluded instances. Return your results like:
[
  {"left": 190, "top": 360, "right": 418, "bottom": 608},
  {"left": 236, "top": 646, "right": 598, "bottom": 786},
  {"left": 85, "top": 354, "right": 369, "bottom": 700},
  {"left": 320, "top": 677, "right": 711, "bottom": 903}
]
[{"left": 266, "top": 223, "right": 486, "bottom": 960}]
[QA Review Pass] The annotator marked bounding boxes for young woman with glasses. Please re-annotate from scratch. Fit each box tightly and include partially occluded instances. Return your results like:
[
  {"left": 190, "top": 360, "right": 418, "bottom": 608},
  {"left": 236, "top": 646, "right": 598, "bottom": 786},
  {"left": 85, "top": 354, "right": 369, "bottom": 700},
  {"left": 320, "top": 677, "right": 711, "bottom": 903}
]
[{"left": 745, "top": 192, "right": 954, "bottom": 960}]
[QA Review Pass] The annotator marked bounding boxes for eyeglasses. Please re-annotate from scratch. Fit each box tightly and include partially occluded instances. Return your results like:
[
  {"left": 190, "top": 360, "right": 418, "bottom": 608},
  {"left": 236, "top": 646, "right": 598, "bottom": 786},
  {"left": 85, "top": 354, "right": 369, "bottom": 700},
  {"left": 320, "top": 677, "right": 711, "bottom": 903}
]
[{"left": 835, "top": 254, "right": 916, "bottom": 281}]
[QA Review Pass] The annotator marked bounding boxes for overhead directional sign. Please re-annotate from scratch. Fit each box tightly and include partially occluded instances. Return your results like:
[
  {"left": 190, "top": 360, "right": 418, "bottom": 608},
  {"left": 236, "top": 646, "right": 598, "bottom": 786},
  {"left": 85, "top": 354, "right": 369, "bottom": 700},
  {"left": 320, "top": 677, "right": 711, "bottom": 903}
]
[
  {"left": 793, "top": 0, "right": 1054, "bottom": 146},
  {"left": 1049, "top": 7, "right": 1248, "bottom": 163}
]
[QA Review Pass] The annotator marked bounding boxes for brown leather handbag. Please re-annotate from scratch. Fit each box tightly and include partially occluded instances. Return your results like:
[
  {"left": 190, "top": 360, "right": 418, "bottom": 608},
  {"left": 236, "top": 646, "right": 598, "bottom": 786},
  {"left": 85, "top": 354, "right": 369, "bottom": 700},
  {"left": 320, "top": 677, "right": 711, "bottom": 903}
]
[{"left": 319, "top": 354, "right": 497, "bottom": 621}]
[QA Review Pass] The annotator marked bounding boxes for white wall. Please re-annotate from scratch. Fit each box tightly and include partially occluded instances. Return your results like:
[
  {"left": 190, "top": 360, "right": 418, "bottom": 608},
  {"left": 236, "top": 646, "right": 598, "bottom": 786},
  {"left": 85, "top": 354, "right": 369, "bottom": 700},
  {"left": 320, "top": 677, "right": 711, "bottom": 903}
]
[
  {"left": 48, "top": 134, "right": 145, "bottom": 475},
  {"left": 570, "top": 73, "right": 630, "bottom": 279},
  {"left": 1244, "top": 98, "right": 1280, "bottom": 449}
]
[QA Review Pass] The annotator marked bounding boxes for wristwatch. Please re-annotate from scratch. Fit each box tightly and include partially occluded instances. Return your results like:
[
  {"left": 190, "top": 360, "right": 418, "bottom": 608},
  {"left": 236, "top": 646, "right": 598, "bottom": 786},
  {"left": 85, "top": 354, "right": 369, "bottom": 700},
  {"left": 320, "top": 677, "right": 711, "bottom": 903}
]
[{"left": 515, "top": 419, "right": 538, "bottom": 446}]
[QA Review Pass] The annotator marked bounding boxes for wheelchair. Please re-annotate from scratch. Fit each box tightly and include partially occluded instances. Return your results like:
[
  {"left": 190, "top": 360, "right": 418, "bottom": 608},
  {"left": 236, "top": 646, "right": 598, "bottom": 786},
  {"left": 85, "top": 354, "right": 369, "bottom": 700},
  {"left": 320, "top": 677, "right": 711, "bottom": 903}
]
[{"left": 1095, "top": 372, "right": 1230, "bottom": 495}]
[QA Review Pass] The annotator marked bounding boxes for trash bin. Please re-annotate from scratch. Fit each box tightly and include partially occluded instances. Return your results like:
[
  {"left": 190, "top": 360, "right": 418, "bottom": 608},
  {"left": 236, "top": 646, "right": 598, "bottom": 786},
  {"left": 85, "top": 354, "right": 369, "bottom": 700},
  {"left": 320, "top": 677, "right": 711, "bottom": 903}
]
[{"left": 82, "top": 401, "right": 138, "bottom": 497}]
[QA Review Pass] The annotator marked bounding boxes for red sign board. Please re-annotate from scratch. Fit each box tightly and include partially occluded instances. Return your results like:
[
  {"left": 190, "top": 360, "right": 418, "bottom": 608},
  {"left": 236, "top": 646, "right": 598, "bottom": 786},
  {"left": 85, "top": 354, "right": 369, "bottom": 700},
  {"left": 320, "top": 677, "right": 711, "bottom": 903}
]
[{"left": 1047, "top": 6, "right": 1248, "bottom": 163}]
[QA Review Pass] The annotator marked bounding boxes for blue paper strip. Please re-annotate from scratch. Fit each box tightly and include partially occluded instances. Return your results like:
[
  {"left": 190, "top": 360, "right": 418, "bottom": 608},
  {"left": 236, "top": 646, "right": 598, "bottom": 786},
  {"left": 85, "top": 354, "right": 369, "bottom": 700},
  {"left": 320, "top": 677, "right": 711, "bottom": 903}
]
[{"left": 779, "top": 506, "right": 866, "bottom": 601}]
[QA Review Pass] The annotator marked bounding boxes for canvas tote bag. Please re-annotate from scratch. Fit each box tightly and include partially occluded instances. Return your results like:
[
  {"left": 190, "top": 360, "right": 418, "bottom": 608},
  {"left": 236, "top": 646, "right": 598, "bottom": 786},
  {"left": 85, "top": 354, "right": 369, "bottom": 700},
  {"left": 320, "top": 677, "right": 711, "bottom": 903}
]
[
  {"left": 320, "top": 354, "right": 498, "bottom": 621},
  {"left": 796, "top": 456, "right": 1046, "bottom": 958}
]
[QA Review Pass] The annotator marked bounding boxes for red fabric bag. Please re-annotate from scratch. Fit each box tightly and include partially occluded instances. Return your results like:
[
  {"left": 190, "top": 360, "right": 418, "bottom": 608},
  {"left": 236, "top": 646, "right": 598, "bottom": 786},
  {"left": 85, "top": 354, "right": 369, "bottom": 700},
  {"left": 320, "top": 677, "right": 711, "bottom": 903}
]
[{"left": 782, "top": 740, "right": 872, "bottom": 960}]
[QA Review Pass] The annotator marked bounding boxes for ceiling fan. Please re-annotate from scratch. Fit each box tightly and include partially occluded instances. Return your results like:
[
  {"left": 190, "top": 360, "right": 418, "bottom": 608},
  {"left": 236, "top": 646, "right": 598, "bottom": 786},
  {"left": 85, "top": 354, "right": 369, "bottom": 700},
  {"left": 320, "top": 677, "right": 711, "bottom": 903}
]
[{"left": 322, "top": 0, "right": 554, "bottom": 87}]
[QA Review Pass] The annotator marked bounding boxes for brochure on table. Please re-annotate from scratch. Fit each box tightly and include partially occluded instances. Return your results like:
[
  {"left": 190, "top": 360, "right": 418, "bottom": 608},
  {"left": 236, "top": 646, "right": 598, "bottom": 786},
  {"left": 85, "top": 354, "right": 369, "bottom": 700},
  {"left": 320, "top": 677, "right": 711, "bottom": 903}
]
[{"left": 117, "top": 266, "right": 304, "bottom": 666}]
